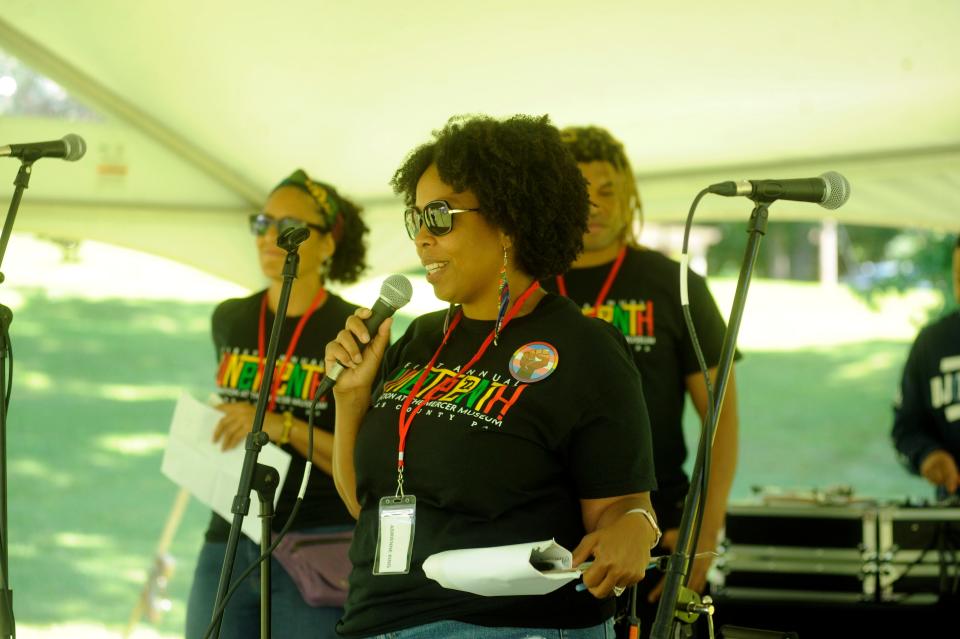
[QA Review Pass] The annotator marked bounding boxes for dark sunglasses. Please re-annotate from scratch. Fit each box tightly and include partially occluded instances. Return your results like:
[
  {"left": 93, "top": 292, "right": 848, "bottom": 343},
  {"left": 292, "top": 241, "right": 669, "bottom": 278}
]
[
  {"left": 404, "top": 200, "right": 480, "bottom": 240},
  {"left": 249, "top": 212, "right": 326, "bottom": 237}
]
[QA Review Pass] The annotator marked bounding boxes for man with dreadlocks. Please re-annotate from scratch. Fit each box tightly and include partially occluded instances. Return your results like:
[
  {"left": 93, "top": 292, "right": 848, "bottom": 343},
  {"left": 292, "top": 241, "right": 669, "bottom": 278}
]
[{"left": 543, "top": 125, "right": 740, "bottom": 635}]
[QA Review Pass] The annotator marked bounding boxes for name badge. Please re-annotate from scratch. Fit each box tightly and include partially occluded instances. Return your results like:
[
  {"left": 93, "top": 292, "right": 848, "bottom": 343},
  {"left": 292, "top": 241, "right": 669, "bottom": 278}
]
[{"left": 373, "top": 495, "right": 417, "bottom": 575}]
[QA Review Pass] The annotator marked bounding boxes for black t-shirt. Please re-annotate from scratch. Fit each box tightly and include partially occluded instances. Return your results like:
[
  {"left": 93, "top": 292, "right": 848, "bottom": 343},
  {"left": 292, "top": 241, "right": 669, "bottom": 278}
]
[
  {"left": 337, "top": 293, "right": 656, "bottom": 637},
  {"left": 204, "top": 289, "right": 357, "bottom": 542},
  {"left": 542, "top": 247, "right": 733, "bottom": 523},
  {"left": 892, "top": 310, "right": 960, "bottom": 473}
]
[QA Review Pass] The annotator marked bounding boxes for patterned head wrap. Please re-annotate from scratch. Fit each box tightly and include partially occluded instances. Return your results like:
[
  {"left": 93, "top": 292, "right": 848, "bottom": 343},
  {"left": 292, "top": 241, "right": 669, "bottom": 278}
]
[{"left": 272, "top": 169, "right": 345, "bottom": 242}]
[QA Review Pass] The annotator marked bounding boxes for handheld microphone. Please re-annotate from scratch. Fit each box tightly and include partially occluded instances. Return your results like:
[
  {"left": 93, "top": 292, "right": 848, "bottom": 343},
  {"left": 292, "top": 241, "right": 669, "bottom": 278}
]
[
  {"left": 314, "top": 274, "right": 413, "bottom": 398},
  {"left": 0, "top": 134, "right": 87, "bottom": 162},
  {"left": 708, "top": 171, "right": 850, "bottom": 210}
]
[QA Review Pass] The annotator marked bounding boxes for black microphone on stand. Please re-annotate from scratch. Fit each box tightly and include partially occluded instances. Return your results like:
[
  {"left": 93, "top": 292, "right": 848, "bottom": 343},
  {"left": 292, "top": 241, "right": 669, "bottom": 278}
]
[
  {"left": 0, "top": 131, "right": 87, "bottom": 639},
  {"left": 314, "top": 273, "right": 413, "bottom": 397},
  {"left": 0, "top": 134, "right": 87, "bottom": 162},
  {"left": 205, "top": 223, "right": 320, "bottom": 639},
  {"left": 653, "top": 172, "right": 853, "bottom": 639},
  {"left": 708, "top": 170, "right": 850, "bottom": 209}
]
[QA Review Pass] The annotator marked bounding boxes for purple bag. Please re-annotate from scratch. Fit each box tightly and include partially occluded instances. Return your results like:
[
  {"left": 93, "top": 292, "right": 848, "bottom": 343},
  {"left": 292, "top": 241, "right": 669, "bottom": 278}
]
[{"left": 272, "top": 529, "right": 353, "bottom": 607}]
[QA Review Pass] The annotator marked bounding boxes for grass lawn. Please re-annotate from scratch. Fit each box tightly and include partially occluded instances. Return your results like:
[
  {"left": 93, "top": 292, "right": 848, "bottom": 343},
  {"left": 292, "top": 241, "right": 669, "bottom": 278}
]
[
  {"left": 683, "top": 278, "right": 937, "bottom": 502},
  {"left": 0, "top": 236, "right": 943, "bottom": 637}
]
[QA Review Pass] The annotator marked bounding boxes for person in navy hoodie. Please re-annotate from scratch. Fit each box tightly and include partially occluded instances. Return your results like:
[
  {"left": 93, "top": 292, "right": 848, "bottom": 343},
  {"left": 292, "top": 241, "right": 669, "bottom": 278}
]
[{"left": 892, "top": 234, "right": 960, "bottom": 498}]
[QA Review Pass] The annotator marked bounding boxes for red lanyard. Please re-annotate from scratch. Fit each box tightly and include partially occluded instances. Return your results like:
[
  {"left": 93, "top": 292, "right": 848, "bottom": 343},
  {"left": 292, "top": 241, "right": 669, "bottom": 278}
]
[
  {"left": 257, "top": 287, "right": 327, "bottom": 411},
  {"left": 555, "top": 244, "right": 627, "bottom": 317},
  {"left": 395, "top": 282, "right": 541, "bottom": 477}
]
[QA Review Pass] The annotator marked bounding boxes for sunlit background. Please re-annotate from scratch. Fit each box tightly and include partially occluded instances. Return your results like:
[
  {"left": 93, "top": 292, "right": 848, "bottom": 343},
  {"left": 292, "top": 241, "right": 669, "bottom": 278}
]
[{"left": 0, "top": 2, "right": 958, "bottom": 637}]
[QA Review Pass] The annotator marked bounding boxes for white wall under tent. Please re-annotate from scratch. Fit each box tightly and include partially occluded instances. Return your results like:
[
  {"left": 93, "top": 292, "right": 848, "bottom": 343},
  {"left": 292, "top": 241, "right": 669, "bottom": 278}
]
[{"left": 0, "top": 0, "right": 958, "bottom": 292}]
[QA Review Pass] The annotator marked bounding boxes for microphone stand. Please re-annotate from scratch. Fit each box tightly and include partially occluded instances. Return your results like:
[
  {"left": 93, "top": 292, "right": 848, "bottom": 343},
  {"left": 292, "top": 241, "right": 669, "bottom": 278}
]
[
  {"left": 650, "top": 201, "right": 770, "bottom": 639},
  {"left": 0, "top": 159, "right": 38, "bottom": 639},
  {"left": 207, "top": 227, "right": 308, "bottom": 639}
]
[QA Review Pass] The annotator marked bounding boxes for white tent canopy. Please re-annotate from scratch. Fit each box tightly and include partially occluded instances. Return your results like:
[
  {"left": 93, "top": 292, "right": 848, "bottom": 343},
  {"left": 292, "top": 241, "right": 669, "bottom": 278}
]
[{"left": 0, "top": 1, "right": 958, "bottom": 288}]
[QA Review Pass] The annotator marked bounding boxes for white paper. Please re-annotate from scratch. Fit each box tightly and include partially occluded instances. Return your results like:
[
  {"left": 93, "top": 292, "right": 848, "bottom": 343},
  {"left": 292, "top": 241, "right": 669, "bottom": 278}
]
[
  {"left": 161, "top": 392, "right": 293, "bottom": 543},
  {"left": 422, "top": 539, "right": 582, "bottom": 596}
]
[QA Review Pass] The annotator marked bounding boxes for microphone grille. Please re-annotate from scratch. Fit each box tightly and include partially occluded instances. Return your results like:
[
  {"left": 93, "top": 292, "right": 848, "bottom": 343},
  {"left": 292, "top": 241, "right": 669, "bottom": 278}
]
[
  {"left": 61, "top": 134, "right": 87, "bottom": 162},
  {"left": 819, "top": 171, "right": 850, "bottom": 210},
  {"left": 278, "top": 225, "right": 310, "bottom": 249},
  {"left": 380, "top": 274, "right": 413, "bottom": 310}
]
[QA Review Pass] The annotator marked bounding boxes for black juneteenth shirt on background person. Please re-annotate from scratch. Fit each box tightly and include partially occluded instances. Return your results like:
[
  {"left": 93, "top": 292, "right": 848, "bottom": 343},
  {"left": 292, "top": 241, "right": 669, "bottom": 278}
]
[
  {"left": 337, "top": 293, "right": 657, "bottom": 637},
  {"left": 204, "top": 289, "right": 357, "bottom": 542},
  {"left": 543, "top": 247, "right": 735, "bottom": 529}
]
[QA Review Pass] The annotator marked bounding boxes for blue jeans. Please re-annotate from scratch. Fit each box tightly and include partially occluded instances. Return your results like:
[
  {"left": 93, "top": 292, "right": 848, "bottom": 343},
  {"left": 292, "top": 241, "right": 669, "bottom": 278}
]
[
  {"left": 185, "top": 530, "right": 342, "bottom": 639},
  {"left": 364, "top": 619, "right": 615, "bottom": 639}
]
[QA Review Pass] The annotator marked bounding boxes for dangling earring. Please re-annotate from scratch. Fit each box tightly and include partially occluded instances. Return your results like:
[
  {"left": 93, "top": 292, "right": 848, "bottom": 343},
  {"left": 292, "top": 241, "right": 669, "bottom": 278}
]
[{"left": 494, "top": 246, "right": 509, "bottom": 345}]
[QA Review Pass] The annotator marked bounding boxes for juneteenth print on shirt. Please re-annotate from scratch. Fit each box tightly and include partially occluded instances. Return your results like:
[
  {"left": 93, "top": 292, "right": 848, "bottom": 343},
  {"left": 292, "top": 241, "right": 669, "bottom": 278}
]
[
  {"left": 374, "top": 363, "right": 528, "bottom": 428},
  {"left": 214, "top": 347, "right": 329, "bottom": 412},
  {"left": 582, "top": 298, "right": 656, "bottom": 352}
]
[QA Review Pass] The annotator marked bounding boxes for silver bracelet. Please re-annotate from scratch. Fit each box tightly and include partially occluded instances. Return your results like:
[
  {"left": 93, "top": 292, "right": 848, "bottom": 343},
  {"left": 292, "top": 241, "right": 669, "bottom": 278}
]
[{"left": 624, "top": 507, "right": 662, "bottom": 549}]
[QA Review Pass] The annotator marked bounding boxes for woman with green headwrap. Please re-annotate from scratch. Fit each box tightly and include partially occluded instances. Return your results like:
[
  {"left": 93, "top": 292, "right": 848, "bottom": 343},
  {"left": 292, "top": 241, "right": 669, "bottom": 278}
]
[{"left": 185, "top": 169, "right": 369, "bottom": 639}]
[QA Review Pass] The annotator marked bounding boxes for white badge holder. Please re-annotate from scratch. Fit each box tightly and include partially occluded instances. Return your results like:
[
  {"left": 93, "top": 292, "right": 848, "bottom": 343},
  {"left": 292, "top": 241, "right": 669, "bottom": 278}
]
[{"left": 373, "top": 494, "right": 417, "bottom": 575}]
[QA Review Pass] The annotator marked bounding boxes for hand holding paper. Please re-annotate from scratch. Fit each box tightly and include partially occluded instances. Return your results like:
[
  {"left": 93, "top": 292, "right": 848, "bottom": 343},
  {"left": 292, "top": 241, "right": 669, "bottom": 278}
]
[{"left": 422, "top": 539, "right": 586, "bottom": 596}]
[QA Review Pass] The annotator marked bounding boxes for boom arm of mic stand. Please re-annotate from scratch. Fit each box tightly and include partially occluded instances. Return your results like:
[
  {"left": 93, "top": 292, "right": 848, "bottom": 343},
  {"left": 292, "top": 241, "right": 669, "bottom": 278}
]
[
  {"left": 0, "top": 162, "right": 32, "bottom": 272},
  {"left": 650, "top": 202, "right": 769, "bottom": 639},
  {"left": 207, "top": 246, "right": 300, "bottom": 639}
]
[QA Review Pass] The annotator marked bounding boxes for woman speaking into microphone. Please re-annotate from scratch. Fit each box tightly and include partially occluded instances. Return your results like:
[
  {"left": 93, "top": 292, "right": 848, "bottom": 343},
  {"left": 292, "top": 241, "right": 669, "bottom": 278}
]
[{"left": 326, "top": 114, "right": 660, "bottom": 639}]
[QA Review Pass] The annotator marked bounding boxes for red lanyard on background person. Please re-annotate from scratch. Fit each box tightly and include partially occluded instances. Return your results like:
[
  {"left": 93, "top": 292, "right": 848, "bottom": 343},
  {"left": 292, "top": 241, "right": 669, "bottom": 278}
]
[
  {"left": 257, "top": 287, "right": 327, "bottom": 411},
  {"left": 394, "top": 281, "right": 541, "bottom": 489},
  {"left": 555, "top": 244, "right": 627, "bottom": 317}
]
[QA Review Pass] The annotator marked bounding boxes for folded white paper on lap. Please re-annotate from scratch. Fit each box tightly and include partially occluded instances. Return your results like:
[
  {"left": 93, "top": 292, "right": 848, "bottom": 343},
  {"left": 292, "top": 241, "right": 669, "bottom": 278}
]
[{"left": 422, "top": 538, "right": 582, "bottom": 596}]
